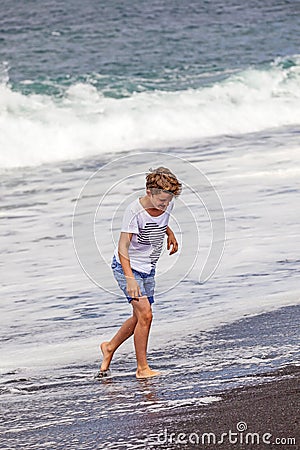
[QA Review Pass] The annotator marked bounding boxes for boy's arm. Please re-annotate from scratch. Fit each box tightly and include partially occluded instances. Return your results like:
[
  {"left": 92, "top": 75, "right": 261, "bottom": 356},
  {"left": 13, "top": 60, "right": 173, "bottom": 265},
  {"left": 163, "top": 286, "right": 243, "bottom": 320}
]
[
  {"left": 118, "top": 232, "right": 142, "bottom": 298},
  {"left": 118, "top": 232, "right": 134, "bottom": 277},
  {"left": 166, "top": 226, "right": 174, "bottom": 236},
  {"left": 166, "top": 226, "right": 178, "bottom": 255}
]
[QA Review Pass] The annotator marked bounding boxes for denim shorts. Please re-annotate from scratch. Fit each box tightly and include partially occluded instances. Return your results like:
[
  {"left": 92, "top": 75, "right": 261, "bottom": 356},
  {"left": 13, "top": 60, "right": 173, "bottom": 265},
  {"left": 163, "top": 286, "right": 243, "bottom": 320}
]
[{"left": 111, "top": 255, "right": 155, "bottom": 304}]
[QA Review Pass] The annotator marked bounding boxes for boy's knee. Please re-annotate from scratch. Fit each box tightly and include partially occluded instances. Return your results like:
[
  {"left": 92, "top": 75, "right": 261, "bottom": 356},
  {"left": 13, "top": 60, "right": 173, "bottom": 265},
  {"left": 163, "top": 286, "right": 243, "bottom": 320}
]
[{"left": 139, "top": 309, "right": 153, "bottom": 326}]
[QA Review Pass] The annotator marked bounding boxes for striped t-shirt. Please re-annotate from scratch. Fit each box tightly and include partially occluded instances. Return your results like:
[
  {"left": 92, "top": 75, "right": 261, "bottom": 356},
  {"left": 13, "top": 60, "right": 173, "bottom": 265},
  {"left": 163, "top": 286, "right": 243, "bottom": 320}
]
[{"left": 114, "top": 197, "right": 174, "bottom": 274}]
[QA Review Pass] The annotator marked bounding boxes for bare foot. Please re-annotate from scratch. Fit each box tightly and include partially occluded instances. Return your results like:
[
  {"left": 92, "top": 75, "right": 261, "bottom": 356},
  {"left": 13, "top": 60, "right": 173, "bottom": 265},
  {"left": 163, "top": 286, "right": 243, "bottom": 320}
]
[
  {"left": 136, "top": 367, "right": 161, "bottom": 379},
  {"left": 100, "top": 342, "right": 114, "bottom": 371}
]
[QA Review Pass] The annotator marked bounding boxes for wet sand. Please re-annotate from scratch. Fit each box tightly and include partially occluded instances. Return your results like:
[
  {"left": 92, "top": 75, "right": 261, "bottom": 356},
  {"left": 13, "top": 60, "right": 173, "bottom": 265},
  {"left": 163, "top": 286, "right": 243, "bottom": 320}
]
[
  {"left": 145, "top": 365, "right": 299, "bottom": 449},
  {"left": 1, "top": 365, "right": 299, "bottom": 449}
]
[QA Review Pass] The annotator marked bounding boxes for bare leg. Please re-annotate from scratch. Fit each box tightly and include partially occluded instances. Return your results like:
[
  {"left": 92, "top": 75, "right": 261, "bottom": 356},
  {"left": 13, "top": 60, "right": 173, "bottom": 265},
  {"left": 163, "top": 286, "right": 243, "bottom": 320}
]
[
  {"left": 131, "top": 296, "right": 160, "bottom": 379},
  {"left": 100, "top": 314, "right": 137, "bottom": 371}
]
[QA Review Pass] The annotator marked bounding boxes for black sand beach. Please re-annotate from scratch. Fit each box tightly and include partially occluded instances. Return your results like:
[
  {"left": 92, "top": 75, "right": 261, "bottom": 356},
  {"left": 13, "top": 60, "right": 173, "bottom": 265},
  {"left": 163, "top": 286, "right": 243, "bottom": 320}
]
[
  {"left": 144, "top": 365, "right": 299, "bottom": 449},
  {"left": 2, "top": 305, "right": 300, "bottom": 449},
  {"left": 2, "top": 365, "right": 298, "bottom": 450}
]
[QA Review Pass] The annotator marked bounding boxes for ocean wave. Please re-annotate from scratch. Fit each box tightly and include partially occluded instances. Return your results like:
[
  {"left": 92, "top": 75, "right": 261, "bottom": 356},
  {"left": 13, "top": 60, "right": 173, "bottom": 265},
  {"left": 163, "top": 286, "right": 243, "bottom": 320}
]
[{"left": 1, "top": 55, "right": 300, "bottom": 168}]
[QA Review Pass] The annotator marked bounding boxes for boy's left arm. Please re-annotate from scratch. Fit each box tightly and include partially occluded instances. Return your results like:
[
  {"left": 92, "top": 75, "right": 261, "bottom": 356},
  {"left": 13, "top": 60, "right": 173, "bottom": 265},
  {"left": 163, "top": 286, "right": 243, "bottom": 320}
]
[{"left": 166, "top": 226, "right": 178, "bottom": 255}]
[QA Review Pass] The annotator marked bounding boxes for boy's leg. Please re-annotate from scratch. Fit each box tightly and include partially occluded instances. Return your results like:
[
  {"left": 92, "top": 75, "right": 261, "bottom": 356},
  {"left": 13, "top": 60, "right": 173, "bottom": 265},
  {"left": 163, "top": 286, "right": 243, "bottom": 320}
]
[
  {"left": 100, "top": 312, "right": 138, "bottom": 371},
  {"left": 131, "top": 296, "right": 160, "bottom": 378}
]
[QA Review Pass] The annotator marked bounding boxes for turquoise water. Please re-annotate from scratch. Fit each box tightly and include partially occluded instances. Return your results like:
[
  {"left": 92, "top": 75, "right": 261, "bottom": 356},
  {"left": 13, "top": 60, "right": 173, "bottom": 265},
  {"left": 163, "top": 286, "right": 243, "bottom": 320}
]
[
  {"left": 1, "top": 0, "right": 300, "bottom": 167},
  {"left": 2, "top": 0, "right": 299, "bottom": 86}
]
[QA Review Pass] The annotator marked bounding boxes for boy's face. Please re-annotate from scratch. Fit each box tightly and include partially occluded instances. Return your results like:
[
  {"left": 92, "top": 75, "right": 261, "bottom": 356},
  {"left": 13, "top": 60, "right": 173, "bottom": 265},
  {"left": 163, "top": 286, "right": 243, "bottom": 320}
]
[{"left": 148, "top": 190, "right": 173, "bottom": 211}]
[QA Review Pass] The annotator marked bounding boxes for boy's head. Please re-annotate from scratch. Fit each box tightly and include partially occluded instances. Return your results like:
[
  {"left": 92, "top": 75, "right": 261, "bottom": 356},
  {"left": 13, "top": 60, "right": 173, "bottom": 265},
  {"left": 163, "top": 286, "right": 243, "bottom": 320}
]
[
  {"left": 146, "top": 167, "right": 182, "bottom": 197},
  {"left": 145, "top": 167, "right": 182, "bottom": 210}
]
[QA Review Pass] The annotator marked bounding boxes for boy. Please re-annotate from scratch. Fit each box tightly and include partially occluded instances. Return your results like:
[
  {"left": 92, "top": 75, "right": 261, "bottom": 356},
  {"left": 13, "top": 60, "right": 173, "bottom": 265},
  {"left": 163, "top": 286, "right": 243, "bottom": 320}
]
[{"left": 99, "top": 167, "right": 182, "bottom": 379}]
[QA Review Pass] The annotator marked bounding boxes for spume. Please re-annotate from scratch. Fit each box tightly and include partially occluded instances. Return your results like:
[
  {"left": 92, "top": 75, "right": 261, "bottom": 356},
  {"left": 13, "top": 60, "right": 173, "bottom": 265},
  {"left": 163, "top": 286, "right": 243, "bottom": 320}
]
[{"left": 1, "top": 56, "right": 300, "bottom": 168}]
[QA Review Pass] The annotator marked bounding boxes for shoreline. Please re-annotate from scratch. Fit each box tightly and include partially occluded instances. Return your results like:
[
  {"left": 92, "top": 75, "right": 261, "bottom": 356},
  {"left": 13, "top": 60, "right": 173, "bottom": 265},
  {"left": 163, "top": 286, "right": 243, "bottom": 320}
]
[
  {"left": 1, "top": 364, "right": 299, "bottom": 449},
  {"left": 145, "top": 365, "right": 299, "bottom": 449}
]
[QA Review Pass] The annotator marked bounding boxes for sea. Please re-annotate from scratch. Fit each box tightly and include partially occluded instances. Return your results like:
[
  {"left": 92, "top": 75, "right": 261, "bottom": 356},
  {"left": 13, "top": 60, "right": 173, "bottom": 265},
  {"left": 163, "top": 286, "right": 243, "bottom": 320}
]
[{"left": 0, "top": 0, "right": 299, "bottom": 449}]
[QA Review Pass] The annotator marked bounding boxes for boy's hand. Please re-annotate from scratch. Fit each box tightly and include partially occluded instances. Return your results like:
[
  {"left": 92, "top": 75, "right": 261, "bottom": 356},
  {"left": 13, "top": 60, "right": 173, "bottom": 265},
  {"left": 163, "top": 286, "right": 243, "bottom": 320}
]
[
  {"left": 126, "top": 277, "right": 142, "bottom": 299},
  {"left": 167, "top": 232, "right": 178, "bottom": 255}
]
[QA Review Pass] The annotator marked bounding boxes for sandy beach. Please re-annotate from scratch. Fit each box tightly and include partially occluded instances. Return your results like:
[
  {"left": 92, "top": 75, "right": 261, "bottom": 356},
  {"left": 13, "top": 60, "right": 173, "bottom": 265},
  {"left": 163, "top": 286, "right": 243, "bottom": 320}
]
[
  {"left": 144, "top": 365, "right": 299, "bottom": 449},
  {"left": 2, "top": 365, "right": 298, "bottom": 449}
]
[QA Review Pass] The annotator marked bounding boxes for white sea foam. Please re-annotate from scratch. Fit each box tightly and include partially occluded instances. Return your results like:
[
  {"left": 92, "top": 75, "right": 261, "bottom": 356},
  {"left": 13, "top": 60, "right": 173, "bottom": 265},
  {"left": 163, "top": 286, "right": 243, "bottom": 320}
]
[
  {"left": 147, "top": 396, "right": 221, "bottom": 412},
  {"left": 1, "top": 128, "right": 299, "bottom": 371},
  {"left": 1, "top": 56, "right": 300, "bottom": 168}
]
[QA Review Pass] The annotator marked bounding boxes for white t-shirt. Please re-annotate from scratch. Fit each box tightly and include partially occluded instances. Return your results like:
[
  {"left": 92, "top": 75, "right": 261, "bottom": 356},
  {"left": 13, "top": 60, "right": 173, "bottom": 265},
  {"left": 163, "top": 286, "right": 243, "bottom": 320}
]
[{"left": 114, "top": 197, "right": 174, "bottom": 274}]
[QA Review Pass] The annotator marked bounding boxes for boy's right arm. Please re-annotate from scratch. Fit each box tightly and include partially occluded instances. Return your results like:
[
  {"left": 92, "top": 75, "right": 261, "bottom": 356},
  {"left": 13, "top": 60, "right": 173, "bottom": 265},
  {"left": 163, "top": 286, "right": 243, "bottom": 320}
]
[{"left": 118, "top": 232, "right": 142, "bottom": 298}]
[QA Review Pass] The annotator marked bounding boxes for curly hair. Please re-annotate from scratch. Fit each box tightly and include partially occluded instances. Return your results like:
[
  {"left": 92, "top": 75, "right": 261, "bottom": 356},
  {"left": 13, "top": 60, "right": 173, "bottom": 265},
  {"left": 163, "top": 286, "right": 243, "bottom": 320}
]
[{"left": 146, "top": 167, "right": 182, "bottom": 197}]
